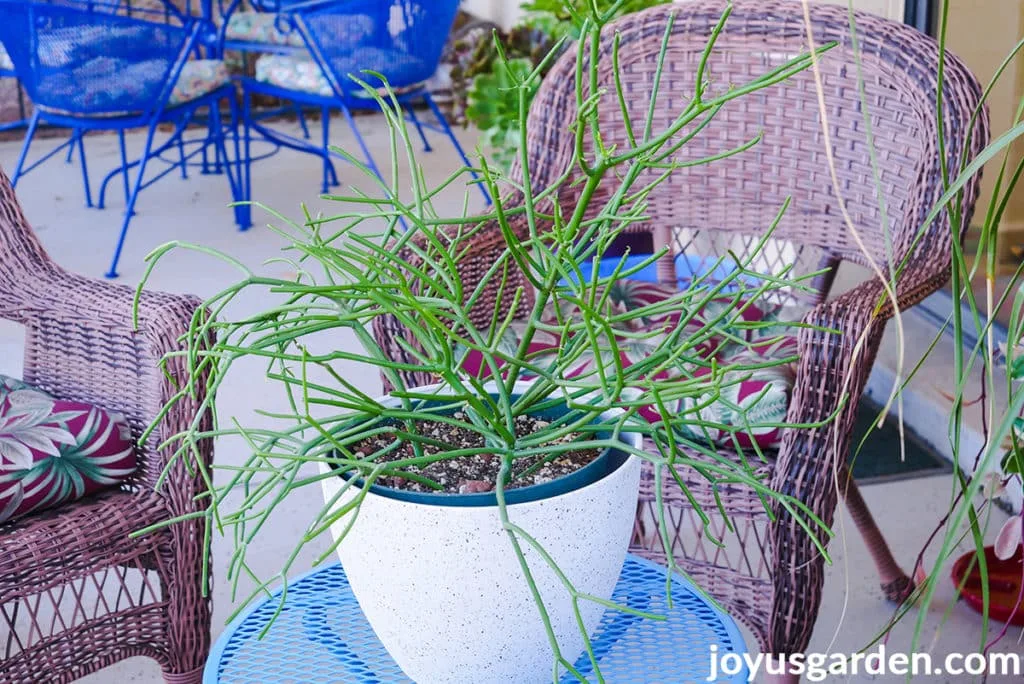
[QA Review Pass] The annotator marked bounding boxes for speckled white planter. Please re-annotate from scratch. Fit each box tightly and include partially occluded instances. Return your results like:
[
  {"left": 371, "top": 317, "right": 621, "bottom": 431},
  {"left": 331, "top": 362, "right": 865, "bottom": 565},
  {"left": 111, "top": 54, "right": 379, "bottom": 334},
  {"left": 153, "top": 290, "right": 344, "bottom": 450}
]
[{"left": 318, "top": 384, "right": 643, "bottom": 684}]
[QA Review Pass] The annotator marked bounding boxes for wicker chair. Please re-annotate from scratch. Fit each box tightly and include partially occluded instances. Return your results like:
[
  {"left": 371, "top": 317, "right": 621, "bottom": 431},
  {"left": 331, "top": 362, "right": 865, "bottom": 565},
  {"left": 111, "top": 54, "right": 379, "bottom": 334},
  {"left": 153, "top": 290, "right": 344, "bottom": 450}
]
[
  {"left": 0, "top": 165, "right": 213, "bottom": 683},
  {"left": 372, "top": 1, "right": 987, "bottom": 676}
]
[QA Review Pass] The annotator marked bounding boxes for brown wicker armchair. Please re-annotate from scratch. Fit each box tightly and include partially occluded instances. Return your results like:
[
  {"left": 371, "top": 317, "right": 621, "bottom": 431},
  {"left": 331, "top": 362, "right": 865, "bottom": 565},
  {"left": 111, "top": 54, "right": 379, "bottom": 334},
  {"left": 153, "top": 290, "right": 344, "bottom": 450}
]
[
  {"left": 373, "top": 0, "right": 987, "bottom": 674},
  {"left": 0, "top": 165, "right": 213, "bottom": 683}
]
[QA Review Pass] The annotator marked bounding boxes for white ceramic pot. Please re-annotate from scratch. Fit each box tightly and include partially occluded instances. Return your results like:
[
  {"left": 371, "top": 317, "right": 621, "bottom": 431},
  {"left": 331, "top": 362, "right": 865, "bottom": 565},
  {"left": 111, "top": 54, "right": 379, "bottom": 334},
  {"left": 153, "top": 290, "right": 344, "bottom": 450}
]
[{"left": 318, "top": 383, "right": 643, "bottom": 683}]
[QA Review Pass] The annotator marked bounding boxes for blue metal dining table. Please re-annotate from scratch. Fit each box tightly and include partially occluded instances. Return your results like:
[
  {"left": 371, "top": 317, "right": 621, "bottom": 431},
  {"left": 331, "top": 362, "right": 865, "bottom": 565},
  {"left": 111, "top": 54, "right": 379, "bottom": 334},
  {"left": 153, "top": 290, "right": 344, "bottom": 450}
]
[{"left": 204, "top": 554, "right": 748, "bottom": 683}]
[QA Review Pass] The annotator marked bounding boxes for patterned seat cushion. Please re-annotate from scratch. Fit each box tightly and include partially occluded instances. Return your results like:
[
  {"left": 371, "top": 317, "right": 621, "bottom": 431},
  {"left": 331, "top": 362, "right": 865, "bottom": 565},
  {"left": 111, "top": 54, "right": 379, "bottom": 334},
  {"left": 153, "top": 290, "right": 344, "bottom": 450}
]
[
  {"left": 168, "top": 59, "right": 232, "bottom": 106},
  {"left": 460, "top": 280, "right": 799, "bottom": 450},
  {"left": 36, "top": 59, "right": 230, "bottom": 117},
  {"left": 0, "top": 375, "right": 136, "bottom": 525},
  {"left": 254, "top": 50, "right": 425, "bottom": 98},
  {"left": 226, "top": 10, "right": 305, "bottom": 48},
  {"left": 225, "top": 11, "right": 377, "bottom": 49},
  {"left": 256, "top": 53, "right": 334, "bottom": 97}
]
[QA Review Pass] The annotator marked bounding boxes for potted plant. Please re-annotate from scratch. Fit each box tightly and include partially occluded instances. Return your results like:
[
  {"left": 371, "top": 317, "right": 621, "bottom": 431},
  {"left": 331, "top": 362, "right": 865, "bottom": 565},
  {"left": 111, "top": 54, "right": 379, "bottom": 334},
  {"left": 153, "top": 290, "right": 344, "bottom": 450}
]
[
  {"left": 137, "top": 2, "right": 833, "bottom": 681},
  {"left": 315, "top": 380, "right": 644, "bottom": 681}
]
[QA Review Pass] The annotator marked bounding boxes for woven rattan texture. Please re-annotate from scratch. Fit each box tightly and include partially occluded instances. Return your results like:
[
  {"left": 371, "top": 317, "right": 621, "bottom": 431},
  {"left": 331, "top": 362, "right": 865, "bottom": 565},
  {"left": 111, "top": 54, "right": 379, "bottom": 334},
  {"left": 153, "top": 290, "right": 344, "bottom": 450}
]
[
  {"left": 0, "top": 164, "right": 214, "bottom": 683},
  {"left": 208, "top": 556, "right": 748, "bottom": 683},
  {"left": 372, "top": 0, "right": 988, "bottom": 658}
]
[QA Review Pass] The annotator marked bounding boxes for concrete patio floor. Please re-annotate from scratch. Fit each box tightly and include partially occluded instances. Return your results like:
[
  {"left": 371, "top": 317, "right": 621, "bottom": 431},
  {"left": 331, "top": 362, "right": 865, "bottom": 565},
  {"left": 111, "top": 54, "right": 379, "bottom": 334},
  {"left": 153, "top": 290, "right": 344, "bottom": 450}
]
[{"left": 1, "top": 117, "right": 1023, "bottom": 683}]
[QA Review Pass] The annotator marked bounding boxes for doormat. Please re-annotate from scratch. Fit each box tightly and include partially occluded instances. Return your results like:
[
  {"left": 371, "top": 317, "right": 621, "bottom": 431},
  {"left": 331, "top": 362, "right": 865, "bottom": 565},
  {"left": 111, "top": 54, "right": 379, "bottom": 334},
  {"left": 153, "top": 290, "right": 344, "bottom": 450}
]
[{"left": 848, "top": 397, "right": 951, "bottom": 484}]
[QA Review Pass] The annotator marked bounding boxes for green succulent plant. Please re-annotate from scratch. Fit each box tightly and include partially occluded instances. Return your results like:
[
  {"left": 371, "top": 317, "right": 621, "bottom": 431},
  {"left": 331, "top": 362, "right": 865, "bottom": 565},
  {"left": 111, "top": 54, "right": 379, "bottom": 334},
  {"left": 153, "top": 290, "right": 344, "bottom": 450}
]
[
  {"left": 465, "top": 57, "right": 539, "bottom": 171},
  {"left": 456, "top": 0, "right": 670, "bottom": 168}
]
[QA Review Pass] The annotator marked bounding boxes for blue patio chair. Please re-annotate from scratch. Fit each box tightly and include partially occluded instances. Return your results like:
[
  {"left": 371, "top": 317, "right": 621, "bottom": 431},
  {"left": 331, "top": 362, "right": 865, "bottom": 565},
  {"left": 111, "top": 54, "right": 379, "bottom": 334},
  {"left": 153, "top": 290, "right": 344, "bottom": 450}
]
[
  {"left": 0, "top": 0, "right": 246, "bottom": 278},
  {"left": 237, "top": 0, "right": 486, "bottom": 210},
  {"left": 2, "top": 38, "right": 95, "bottom": 200}
]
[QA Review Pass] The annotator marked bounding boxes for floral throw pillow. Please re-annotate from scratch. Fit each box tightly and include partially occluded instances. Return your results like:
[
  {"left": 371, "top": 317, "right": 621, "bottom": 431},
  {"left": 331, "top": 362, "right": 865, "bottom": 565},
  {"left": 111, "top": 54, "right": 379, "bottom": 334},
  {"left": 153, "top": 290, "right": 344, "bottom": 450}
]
[{"left": 0, "top": 375, "right": 136, "bottom": 525}]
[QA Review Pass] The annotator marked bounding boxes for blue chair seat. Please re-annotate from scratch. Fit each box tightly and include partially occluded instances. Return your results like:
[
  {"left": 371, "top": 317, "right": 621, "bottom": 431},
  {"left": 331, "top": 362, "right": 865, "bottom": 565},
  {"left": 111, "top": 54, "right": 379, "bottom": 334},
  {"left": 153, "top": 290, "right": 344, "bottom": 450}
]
[
  {"left": 36, "top": 59, "right": 230, "bottom": 118},
  {"left": 254, "top": 52, "right": 424, "bottom": 100}
]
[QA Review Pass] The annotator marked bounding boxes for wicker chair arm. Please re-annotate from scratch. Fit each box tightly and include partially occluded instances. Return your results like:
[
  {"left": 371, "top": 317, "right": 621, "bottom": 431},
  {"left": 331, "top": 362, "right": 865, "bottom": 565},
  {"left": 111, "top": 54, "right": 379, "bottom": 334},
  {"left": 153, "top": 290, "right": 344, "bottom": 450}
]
[
  {"left": 14, "top": 267, "right": 213, "bottom": 515},
  {"left": 765, "top": 272, "right": 932, "bottom": 650},
  {"left": 15, "top": 268, "right": 200, "bottom": 332},
  {"left": 780, "top": 254, "right": 954, "bottom": 454}
]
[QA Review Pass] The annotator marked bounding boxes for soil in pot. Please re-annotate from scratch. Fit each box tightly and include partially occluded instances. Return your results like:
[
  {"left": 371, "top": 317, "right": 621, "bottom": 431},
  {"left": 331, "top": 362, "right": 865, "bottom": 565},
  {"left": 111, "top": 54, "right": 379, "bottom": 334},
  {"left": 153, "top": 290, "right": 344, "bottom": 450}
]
[{"left": 348, "top": 413, "right": 600, "bottom": 495}]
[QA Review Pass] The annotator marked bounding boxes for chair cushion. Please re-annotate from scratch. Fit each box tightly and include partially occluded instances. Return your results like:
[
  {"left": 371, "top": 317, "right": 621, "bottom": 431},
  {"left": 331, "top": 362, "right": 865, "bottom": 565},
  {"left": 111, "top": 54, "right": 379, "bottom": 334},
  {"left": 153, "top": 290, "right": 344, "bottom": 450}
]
[
  {"left": 36, "top": 58, "right": 230, "bottom": 117},
  {"left": 460, "top": 280, "right": 799, "bottom": 450},
  {"left": 254, "top": 49, "right": 425, "bottom": 98},
  {"left": 256, "top": 53, "right": 334, "bottom": 97},
  {"left": 0, "top": 375, "right": 136, "bottom": 524},
  {"left": 226, "top": 10, "right": 305, "bottom": 48},
  {"left": 225, "top": 10, "right": 377, "bottom": 49},
  {"left": 168, "top": 59, "right": 232, "bottom": 107}
]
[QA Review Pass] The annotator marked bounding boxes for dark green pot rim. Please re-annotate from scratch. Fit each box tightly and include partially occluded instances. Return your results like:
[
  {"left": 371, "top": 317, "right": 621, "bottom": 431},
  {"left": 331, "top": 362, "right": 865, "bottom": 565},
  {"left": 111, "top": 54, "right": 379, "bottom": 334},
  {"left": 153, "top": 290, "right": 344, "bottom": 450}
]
[{"left": 329, "top": 395, "right": 635, "bottom": 507}]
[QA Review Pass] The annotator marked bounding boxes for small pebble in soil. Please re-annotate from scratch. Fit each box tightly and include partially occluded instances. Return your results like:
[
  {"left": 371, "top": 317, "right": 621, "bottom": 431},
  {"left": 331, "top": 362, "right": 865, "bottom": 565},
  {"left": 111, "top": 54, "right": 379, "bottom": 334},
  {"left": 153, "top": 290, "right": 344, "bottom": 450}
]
[{"left": 346, "top": 413, "right": 599, "bottom": 494}]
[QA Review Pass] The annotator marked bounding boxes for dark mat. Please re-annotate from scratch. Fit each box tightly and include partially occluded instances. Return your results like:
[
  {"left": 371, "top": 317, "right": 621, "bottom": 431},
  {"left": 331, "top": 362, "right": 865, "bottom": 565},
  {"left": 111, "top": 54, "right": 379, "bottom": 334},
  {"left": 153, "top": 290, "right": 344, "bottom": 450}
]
[{"left": 848, "top": 397, "right": 951, "bottom": 484}]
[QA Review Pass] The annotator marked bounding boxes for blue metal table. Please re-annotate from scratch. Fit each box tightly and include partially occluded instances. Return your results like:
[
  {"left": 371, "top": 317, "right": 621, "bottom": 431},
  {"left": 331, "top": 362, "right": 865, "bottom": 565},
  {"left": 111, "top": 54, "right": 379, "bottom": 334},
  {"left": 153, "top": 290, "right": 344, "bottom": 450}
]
[{"left": 204, "top": 554, "right": 748, "bottom": 683}]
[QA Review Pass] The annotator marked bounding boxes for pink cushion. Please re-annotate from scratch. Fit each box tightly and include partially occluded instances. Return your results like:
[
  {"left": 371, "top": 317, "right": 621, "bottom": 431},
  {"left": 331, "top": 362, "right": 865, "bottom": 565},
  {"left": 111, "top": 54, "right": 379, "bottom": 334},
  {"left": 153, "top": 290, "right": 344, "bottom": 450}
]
[
  {"left": 460, "top": 280, "right": 798, "bottom": 450},
  {"left": 0, "top": 375, "right": 136, "bottom": 524}
]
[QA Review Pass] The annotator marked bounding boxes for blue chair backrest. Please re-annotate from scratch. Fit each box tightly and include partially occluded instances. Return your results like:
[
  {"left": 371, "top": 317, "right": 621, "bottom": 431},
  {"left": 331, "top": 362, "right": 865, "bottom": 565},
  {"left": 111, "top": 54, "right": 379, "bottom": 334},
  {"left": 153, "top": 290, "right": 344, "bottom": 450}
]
[
  {"left": 0, "top": 0, "right": 196, "bottom": 118},
  {"left": 297, "top": 0, "right": 459, "bottom": 95}
]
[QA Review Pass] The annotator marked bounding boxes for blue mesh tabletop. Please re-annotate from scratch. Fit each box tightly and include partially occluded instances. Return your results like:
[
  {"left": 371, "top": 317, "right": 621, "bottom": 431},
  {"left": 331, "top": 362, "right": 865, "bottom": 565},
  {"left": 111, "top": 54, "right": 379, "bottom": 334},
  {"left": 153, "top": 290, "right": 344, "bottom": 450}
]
[{"left": 205, "top": 554, "right": 748, "bottom": 683}]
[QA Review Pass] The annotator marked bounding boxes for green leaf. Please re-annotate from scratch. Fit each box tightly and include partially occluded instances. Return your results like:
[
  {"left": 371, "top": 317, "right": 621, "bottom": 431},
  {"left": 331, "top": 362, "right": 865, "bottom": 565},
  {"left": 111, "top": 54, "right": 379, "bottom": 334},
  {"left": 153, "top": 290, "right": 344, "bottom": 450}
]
[
  {"left": 1001, "top": 443, "right": 1024, "bottom": 476},
  {"left": 1010, "top": 353, "right": 1024, "bottom": 381}
]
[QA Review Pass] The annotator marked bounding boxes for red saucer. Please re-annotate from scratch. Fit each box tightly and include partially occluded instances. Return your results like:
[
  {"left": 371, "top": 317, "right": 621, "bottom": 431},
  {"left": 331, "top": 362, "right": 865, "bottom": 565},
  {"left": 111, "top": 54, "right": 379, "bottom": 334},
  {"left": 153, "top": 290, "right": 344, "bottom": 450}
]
[{"left": 951, "top": 546, "right": 1024, "bottom": 626}]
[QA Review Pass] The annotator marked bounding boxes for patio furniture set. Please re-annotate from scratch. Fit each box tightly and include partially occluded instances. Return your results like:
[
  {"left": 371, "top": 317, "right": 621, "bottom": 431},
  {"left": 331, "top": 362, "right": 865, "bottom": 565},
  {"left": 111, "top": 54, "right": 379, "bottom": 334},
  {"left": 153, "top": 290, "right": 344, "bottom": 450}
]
[
  {"left": 0, "top": 0, "right": 476, "bottom": 278},
  {"left": 0, "top": 2, "right": 987, "bottom": 683}
]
